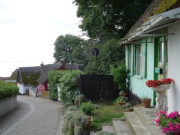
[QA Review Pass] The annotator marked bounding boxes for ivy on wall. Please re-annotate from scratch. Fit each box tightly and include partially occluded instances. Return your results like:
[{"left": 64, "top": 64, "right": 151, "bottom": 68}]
[
  {"left": 59, "top": 70, "right": 83, "bottom": 105},
  {"left": 21, "top": 73, "right": 40, "bottom": 86},
  {"left": 48, "top": 70, "right": 70, "bottom": 100},
  {"left": 48, "top": 70, "right": 83, "bottom": 103}
]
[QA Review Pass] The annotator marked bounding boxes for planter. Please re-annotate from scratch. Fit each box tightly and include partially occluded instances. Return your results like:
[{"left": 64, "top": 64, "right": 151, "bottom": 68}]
[
  {"left": 151, "top": 84, "right": 170, "bottom": 92},
  {"left": 151, "top": 84, "right": 171, "bottom": 112},
  {"left": 118, "top": 102, "right": 126, "bottom": 106},
  {"left": 122, "top": 93, "right": 128, "bottom": 97},
  {"left": 141, "top": 98, "right": 151, "bottom": 108},
  {"left": 128, "top": 108, "right": 133, "bottom": 112}
]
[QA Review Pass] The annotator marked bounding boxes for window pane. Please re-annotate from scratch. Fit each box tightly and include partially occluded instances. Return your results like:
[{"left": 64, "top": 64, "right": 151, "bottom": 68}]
[
  {"left": 159, "top": 42, "right": 164, "bottom": 62},
  {"left": 136, "top": 44, "right": 141, "bottom": 75}
]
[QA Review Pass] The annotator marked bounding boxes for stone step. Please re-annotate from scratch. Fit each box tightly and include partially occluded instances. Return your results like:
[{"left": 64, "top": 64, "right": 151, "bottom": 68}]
[
  {"left": 134, "top": 107, "right": 164, "bottom": 135},
  {"left": 112, "top": 118, "right": 134, "bottom": 135},
  {"left": 102, "top": 124, "right": 115, "bottom": 133},
  {"left": 124, "top": 112, "right": 150, "bottom": 135}
]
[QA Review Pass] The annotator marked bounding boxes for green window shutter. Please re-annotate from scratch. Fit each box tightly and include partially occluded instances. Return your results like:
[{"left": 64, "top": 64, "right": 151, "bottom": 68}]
[
  {"left": 131, "top": 45, "right": 134, "bottom": 75},
  {"left": 125, "top": 45, "right": 129, "bottom": 67},
  {"left": 140, "top": 42, "right": 147, "bottom": 78},
  {"left": 133, "top": 45, "right": 136, "bottom": 75}
]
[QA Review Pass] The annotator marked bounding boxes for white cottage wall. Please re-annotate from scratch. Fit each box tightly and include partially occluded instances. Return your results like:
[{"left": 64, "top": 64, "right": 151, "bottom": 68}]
[
  {"left": 17, "top": 83, "right": 26, "bottom": 94},
  {"left": 168, "top": 20, "right": 180, "bottom": 113}
]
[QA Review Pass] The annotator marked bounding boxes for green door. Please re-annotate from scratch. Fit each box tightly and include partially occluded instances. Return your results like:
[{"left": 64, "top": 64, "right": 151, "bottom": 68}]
[
  {"left": 154, "top": 37, "right": 168, "bottom": 80},
  {"left": 154, "top": 37, "right": 168, "bottom": 104}
]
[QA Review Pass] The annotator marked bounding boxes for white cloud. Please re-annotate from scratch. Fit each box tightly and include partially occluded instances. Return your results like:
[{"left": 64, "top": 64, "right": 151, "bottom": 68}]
[{"left": 0, "top": 0, "right": 85, "bottom": 77}]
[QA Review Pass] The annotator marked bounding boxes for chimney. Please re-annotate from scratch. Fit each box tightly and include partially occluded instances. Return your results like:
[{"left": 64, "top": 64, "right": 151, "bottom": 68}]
[
  {"left": 40, "top": 62, "right": 44, "bottom": 72},
  {"left": 61, "top": 59, "right": 66, "bottom": 67}
]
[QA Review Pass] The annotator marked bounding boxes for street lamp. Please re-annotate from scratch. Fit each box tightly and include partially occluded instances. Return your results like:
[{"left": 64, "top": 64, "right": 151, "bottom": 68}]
[{"left": 70, "top": 60, "right": 74, "bottom": 72}]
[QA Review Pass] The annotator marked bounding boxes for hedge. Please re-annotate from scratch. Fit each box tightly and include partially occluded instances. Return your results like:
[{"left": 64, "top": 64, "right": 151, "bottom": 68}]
[
  {"left": 0, "top": 80, "right": 19, "bottom": 100},
  {"left": 59, "top": 70, "right": 83, "bottom": 105},
  {"left": 48, "top": 70, "right": 70, "bottom": 100}
]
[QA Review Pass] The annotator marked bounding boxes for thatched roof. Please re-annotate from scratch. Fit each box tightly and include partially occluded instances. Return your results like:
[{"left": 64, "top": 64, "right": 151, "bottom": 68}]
[
  {"left": 122, "top": 0, "right": 180, "bottom": 43},
  {"left": 9, "top": 69, "right": 19, "bottom": 80},
  {"left": 37, "top": 63, "right": 84, "bottom": 84}
]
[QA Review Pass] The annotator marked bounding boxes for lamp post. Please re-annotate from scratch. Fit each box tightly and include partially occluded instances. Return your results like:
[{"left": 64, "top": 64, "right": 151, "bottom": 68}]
[
  {"left": 70, "top": 60, "right": 74, "bottom": 72},
  {"left": 92, "top": 48, "right": 99, "bottom": 75}
]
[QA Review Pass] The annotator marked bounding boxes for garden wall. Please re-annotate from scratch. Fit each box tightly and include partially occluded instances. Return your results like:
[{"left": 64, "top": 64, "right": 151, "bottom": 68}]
[{"left": 0, "top": 96, "right": 17, "bottom": 117}]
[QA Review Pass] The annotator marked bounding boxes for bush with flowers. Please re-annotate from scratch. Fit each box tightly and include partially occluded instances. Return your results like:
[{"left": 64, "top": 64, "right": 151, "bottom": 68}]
[
  {"left": 146, "top": 78, "right": 174, "bottom": 88},
  {"left": 155, "top": 110, "right": 180, "bottom": 134}
]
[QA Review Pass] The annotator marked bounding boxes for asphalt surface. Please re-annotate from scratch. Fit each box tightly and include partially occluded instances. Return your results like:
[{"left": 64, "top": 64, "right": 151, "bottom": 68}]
[{"left": 0, "top": 96, "right": 64, "bottom": 135}]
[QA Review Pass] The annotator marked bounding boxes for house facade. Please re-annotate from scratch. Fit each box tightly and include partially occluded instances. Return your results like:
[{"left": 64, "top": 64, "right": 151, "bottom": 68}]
[{"left": 122, "top": 0, "right": 180, "bottom": 113}]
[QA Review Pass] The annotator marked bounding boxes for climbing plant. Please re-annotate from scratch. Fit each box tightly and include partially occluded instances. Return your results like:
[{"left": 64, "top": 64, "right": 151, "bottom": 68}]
[
  {"left": 59, "top": 70, "right": 83, "bottom": 105},
  {"left": 48, "top": 70, "right": 70, "bottom": 100}
]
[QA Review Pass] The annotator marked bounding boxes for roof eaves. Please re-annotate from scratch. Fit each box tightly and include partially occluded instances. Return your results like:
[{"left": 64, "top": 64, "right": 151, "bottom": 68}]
[{"left": 121, "top": 7, "right": 180, "bottom": 45}]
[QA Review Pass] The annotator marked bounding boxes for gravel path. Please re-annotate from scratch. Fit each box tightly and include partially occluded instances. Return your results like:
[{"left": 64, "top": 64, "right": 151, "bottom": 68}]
[{"left": 0, "top": 96, "right": 64, "bottom": 135}]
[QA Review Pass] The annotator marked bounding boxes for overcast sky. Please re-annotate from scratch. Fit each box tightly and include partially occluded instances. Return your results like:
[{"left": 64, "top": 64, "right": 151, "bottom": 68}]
[{"left": 0, "top": 0, "right": 85, "bottom": 77}]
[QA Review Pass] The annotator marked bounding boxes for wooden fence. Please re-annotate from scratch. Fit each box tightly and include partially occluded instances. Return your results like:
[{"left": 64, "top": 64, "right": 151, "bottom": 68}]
[
  {"left": 42, "top": 90, "right": 49, "bottom": 98},
  {"left": 78, "top": 75, "right": 118, "bottom": 101}
]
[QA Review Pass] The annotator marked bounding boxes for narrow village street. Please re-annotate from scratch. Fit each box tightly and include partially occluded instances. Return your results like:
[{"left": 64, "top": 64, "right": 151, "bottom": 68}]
[{"left": 0, "top": 96, "right": 64, "bottom": 135}]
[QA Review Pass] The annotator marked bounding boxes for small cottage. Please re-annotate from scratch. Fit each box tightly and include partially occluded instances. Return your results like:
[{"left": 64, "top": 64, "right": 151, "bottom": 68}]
[
  {"left": 121, "top": 0, "right": 180, "bottom": 113},
  {"left": 37, "top": 61, "right": 84, "bottom": 93}
]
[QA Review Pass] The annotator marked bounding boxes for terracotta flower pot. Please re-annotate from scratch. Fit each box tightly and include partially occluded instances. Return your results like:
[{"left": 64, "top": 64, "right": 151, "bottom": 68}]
[
  {"left": 128, "top": 108, "right": 133, "bottom": 112},
  {"left": 86, "top": 116, "right": 93, "bottom": 128},
  {"left": 118, "top": 102, "right": 126, "bottom": 106},
  {"left": 141, "top": 98, "right": 151, "bottom": 108},
  {"left": 122, "top": 93, "right": 128, "bottom": 97}
]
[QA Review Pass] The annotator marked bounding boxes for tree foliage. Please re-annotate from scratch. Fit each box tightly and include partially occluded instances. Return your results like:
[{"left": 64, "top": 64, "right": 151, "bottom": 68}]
[
  {"left": 73, "top": 0, "right": 153, "bottom": 39},
  {"left": 53, "top": 34, "right": 88, "bottom": 63},
  {"left": 85, "top": 39, "right": 124, "bottom": 75}
]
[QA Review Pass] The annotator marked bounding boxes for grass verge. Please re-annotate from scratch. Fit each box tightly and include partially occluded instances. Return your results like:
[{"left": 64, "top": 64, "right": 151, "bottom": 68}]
[{"left": 90, "top": 102, "right": 124, "bottom": 131}]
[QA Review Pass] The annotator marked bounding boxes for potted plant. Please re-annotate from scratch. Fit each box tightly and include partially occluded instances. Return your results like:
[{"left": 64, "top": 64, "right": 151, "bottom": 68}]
[
  {"left": 155, "top": 110, "right": 180, "bottom": 134},
  {"left": 118, "top": 101, "right": 126, "bottom": 106},
  {"left": 128, "top": 107, "right": 134, "bottom": 112},
  {"left": 119, "top": 91, "right": 128, "bottom": 97},
  {"left": 141, "top": 97, "right": 151, "bottom": 108},
  {"left": 146, "top": 78, "right": 174, "bottom": 111}
]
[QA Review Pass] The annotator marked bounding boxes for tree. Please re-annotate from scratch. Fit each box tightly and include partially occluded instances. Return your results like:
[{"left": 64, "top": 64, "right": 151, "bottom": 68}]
[
  {"left": 53, "top": 34, "right": 88, "bottom": 63},
  {"left": 73, "top": 0, "right": 153, "bottom": 40},
  {"left": 85, "top": 39, "right": 124, "bottom": 75}
]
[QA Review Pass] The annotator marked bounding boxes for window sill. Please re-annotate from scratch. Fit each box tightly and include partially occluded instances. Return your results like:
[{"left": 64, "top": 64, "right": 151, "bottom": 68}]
[{"left": 134, "top": 75, "right": 142, "bottom": 79}]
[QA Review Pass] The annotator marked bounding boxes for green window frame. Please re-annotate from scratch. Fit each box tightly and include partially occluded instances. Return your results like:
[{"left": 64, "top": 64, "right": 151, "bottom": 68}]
[
  {"left": 131, "top": 42, "right": 147, "bottom": 78},
  {"left": 140, "top": 42, "right": 147, "bottom": 78}
]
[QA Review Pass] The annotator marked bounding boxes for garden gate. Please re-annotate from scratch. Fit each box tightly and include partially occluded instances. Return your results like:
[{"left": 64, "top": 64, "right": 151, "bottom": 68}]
[{"left": 79, "top": 75, "right": 118, "bottom": 101}]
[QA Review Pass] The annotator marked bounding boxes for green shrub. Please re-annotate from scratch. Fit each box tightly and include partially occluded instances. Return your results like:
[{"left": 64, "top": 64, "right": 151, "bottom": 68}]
[
  {"left": 74, "top": 94, "right": 88, "bottom": 106},
  {"left": 110, "top": 59, "right": 130, "bottom": 92},
  {"left": 59, "top": 70, "right": 83, "bottom": 105},
  {"left": 98, "top": 132, "right": 116, "bottom": 135},
  {"left": 48, "top": 70, "right": 70, "bottom": 100},
  {"left": 64, "top": 106, "right": 89, "bottom": 135},
  {"left": 80, "top": 101, "right": 96, "bottom": 115},
  {"left": 0, "top": 81, "right": 19, "bottom": 99}
]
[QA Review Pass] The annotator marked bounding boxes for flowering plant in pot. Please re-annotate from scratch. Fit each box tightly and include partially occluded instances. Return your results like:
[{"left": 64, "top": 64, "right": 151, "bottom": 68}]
[
  {"left": 155, "top": 110, "right": 180, "bottom": 134},
  {"left": 146, "top": 78, "right": 174, "bottom": 88}
]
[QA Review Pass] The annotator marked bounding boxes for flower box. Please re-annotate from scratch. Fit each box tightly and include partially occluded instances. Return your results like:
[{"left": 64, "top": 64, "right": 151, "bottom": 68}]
[{"left": 151, "top": 84, "right": 170, "bottom": 92}]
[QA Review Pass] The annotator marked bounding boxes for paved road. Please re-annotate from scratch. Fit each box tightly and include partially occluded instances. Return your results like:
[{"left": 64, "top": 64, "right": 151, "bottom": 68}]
[{"left": 0, "top": 96, "right": 64, "bottom": 135}]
